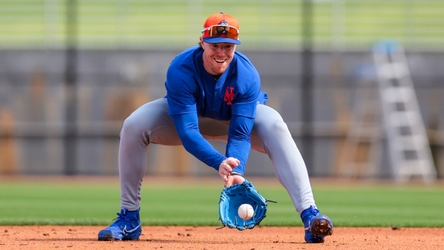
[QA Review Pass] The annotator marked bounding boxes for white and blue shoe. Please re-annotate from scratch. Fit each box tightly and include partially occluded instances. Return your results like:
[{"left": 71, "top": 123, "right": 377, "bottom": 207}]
[
  {"left": 301, "top": 205, "right": 333, "bottom": 243},
  {"left": 98, "top": 208, "right": 142, "bottom": 241}
]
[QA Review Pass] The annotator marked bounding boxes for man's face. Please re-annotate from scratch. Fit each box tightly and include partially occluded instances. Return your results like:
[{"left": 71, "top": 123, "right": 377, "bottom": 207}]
[{"left": 201, "top": 40, "right": 236, "bottom": 76}]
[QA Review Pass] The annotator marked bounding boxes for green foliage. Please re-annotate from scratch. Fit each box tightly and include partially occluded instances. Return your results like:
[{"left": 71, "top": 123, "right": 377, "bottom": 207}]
[{"left": 0, "top": 179, "right": 443, "bottom": 227}]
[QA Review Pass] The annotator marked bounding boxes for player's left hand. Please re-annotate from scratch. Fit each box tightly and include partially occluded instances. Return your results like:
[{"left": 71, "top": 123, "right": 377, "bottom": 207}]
[{"left": 225, "top": 174, "right": 245, "bottom": 187}]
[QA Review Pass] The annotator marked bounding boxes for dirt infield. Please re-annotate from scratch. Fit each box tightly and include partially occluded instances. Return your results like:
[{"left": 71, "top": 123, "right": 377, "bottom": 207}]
[{"left": 1, "top": 226, "right": 442, "bottom": 250}]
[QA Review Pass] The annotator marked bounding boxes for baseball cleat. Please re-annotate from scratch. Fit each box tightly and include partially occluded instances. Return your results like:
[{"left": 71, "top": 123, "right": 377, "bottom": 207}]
[
  {"left": 301, "top": 205, "right": 333, "bottom": 243},
  {"left": 98, "top": 208, "right": 142, "bottom": 241}
]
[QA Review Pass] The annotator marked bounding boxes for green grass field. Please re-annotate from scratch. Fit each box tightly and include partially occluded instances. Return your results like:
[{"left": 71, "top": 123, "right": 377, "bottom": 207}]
[{"left": 1, "top": 177, "right": 443, "bottom": 227}]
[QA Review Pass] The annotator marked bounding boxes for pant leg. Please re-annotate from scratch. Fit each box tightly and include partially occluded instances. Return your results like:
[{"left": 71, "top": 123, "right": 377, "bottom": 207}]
[
  {"left": 118, "top": 98, "right": 233, "bottom": 210},
  {"left": 250, "top": 104, "right": 316, "bottom": 214},
  {"left": 119, "top": 98, "right": 180, "bottom": 210},
  {"left": 118, "top": 98, "right": 315, "bottom": 214}
]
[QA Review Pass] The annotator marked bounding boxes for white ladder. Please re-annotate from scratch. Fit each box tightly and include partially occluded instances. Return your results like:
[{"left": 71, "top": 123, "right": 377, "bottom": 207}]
[{"left": 373, "top": 41, "right": 437, "bottom": 182}]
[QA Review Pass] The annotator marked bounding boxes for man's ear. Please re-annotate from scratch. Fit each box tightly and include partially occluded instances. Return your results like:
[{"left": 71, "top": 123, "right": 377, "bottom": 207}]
[{"left": 199, "top": 36, "right": 204, "bottom": 47}]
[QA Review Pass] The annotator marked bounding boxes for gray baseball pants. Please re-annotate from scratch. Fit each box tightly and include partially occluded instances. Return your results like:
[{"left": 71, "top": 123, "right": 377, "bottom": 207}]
[{"left": 118, "top": 98, "right": 316, "bottom": 214}]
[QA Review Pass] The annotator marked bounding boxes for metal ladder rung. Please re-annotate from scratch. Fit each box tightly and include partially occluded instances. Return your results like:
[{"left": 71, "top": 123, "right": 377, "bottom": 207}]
[
  {"left": 399, "top": 159, "right": 435, "bottom": 171},
  {"left": 398, "top": 162, "right": 434, "bottom": 177},
  {"left": 387, "top": 111, "right": 418, "bottom": 126},
  {"left": 381, "top": 87, "right": 413, "bottom": 102},
  {"left": 391, "top": 62, "right": 409, "bottom": 78},
  {"left": 376, "top": 62, "right": 409, "bottom": 79},
  {"left": 392, "top": 135, "right": 428, "bottom": 150}
]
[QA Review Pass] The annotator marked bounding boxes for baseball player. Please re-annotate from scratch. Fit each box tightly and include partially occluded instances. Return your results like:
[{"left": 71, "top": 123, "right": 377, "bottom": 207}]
[{"left": 98, "top": 12, "right": 333, "bottom": 243}]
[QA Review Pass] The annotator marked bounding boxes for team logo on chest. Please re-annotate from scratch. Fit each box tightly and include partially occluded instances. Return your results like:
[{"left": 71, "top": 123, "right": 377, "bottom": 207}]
[{"left": 223, "top": 86, "right": 235, "bottom": 105}]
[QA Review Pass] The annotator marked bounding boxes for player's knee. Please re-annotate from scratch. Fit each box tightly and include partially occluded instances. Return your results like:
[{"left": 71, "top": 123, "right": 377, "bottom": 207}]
[
  {"left": 271, "top": 120, "right": 290, "bottom": 135},
  {"left": 261, "top": 120, "right": 290, "bottom": 137},
  {"left": 121, "top": 115, "right": 141, "bottom": 134}
]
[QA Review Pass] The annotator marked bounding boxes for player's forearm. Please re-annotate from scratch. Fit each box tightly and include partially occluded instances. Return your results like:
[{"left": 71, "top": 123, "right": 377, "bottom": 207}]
[
  {"left": 183, "top": 132, "right": 226, "bottom": 169},
  {"left": 225, "top": 114, "right": 254, "bottom": 175},
  {"left": 226, "top": 138, "right": 250, "bottom": 175},
  {"left": 172, "top": 114, "right": 226, "bottom": 169}
]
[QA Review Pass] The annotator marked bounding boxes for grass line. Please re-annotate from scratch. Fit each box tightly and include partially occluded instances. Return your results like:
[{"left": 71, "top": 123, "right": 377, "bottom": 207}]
[{"left": 0, "top": 179, "right": 443, "bottom": 227}]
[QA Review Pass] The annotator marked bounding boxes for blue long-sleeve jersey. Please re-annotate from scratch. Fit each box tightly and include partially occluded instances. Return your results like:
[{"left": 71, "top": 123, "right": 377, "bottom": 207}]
[{"left": 165, "top": 46, "right": 267, "bottom": 175}]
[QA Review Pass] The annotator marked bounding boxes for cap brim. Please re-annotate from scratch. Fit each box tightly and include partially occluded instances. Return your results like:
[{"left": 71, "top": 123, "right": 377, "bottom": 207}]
[{"left": 203, "top": 37, "right": 241, "bottom": 45}]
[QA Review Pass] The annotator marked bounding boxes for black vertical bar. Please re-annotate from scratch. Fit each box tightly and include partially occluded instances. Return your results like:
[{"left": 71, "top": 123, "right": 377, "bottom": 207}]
[
  {"left": 64, "top": 0, "right": 78, "bottom": 175},
  {"left": 301, "top": 0, "right": 314, "bottom": 173}
]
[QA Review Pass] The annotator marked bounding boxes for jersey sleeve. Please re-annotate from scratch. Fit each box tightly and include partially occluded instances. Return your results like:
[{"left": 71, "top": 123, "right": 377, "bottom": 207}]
[
  {"left": 225, "top": 114, "right": 254, "bottom": 175},
  {"left": 165, "top": 73, "right": 197, "bottom": 115},
  {"left": 171, "top": 113, "right": 227, "bottom": 170},
  {"left": 224, "top": 53, "right": 261, "bottom": 175}
]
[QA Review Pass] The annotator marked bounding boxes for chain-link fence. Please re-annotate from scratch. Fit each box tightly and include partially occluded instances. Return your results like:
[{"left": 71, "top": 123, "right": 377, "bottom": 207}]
[
  {"left": 0, "top": 1, "right": 443, "bottom": 178},
  {"left": 0, "top": 0, "right": 443, "bottom": 50}
]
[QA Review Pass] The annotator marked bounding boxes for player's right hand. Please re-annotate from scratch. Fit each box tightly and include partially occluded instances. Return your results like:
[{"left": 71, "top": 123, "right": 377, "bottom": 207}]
[{"left": 218, "top": 157, "right": 240, "bottom": 184}]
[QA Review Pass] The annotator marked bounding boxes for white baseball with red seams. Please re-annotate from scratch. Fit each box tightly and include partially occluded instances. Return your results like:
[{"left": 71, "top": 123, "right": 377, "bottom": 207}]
[{"left": 238, "top": 204, "right": 254, "bottom": 220}]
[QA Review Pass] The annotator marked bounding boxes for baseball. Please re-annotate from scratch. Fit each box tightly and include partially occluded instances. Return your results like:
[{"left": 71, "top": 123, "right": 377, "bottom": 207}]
[{"left": 238, "top": 204, "right": 254, "bottom": 220}]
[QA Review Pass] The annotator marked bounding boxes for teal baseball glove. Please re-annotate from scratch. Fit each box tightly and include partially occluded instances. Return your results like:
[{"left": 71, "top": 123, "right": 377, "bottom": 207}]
[{"left": 218, "top": 179, "right": 273, "bottom": 230}]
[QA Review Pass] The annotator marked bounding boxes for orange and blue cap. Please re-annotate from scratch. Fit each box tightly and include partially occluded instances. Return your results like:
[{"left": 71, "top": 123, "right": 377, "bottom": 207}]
[{"left": 201, "top": 12, "right": 241, "bottom": 45}]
